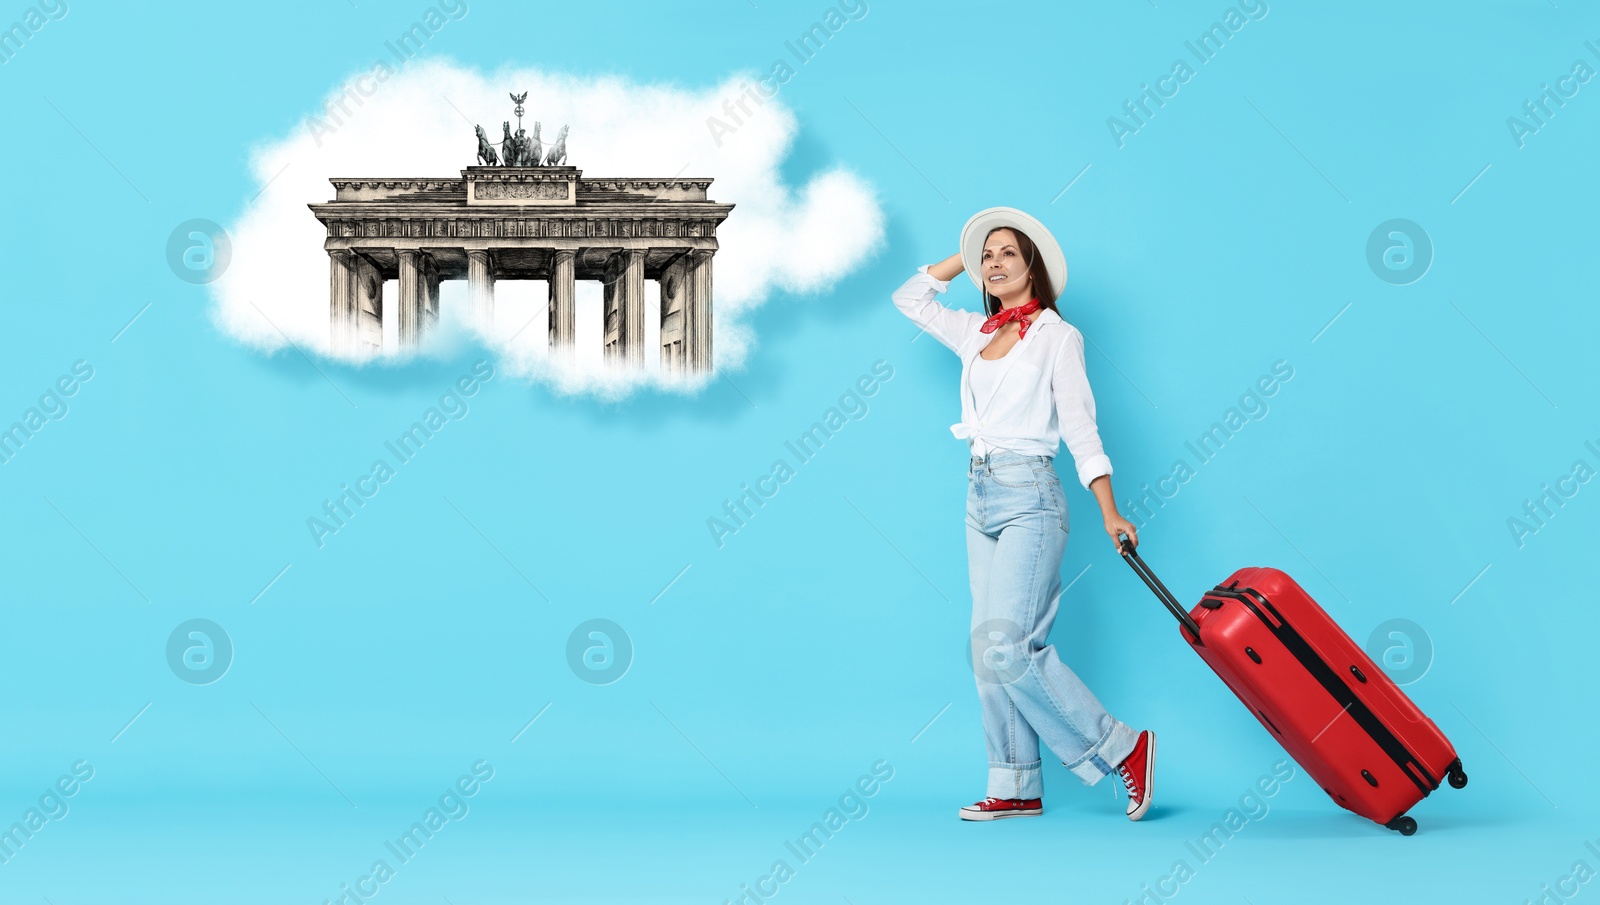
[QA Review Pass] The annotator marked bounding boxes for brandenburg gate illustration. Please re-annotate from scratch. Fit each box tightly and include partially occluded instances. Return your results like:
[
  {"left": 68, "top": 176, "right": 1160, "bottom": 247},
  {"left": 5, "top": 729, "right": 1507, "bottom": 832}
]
[{"left": 308, "top": 93, "right": 733, "bottom": 374}]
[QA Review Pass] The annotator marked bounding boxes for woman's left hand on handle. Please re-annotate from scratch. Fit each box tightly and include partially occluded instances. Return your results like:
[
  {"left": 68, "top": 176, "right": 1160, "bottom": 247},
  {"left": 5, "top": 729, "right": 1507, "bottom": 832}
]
[{"left": 1105, "top": 514, "right": 1138, "bottom": 552}]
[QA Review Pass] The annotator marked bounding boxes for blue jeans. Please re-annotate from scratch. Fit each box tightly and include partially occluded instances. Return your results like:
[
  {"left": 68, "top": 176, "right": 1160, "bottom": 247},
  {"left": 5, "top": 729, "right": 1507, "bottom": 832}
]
[{"left": 966, "top": 450, "right": 1139, "bottom": 800}]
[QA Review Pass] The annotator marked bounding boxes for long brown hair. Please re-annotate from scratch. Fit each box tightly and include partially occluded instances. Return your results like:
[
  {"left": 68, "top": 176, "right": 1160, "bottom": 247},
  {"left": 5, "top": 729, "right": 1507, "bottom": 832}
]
[{"left": 981, "top": 226, "right": 1059, "bottom": 317}]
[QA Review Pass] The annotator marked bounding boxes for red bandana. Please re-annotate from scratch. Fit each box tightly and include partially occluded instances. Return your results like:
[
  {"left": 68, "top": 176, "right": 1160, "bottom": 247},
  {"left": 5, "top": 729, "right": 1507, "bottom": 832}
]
[{"left": 981, "top": 298, "right": 1043, "bottom": 339}]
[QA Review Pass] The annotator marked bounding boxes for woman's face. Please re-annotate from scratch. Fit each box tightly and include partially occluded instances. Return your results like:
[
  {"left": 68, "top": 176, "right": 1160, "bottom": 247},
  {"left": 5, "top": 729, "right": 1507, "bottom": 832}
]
[{"left": 981, "top": 229, "right": 1032, "bottom": 303}]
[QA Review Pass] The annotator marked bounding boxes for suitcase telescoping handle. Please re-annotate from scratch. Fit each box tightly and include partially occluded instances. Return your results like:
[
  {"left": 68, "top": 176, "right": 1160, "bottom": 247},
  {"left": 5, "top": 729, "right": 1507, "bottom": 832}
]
[{"left": 1117, "top": 534, "right": 1203, "bottom": 643}]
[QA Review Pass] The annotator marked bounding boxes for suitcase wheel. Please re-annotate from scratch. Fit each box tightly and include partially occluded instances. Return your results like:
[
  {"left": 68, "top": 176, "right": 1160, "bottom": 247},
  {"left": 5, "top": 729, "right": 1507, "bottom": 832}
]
[
  {"left": 1385, "top": 815, "right": 1418, "bottom": 836},
  {"left": 1447, "top": 760, "right": 1468, "bottom": 789}
]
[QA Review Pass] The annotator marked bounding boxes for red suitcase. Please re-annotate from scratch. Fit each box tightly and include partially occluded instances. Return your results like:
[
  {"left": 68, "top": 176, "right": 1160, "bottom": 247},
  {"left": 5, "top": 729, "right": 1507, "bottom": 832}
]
[{"left": 1119, "top": 540, "right": 1467, "bottom": 834}]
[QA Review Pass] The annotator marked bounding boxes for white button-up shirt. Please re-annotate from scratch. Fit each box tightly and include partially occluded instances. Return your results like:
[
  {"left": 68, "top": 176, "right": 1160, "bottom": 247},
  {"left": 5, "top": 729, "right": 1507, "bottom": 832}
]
[{"left": 892, "top": 266, "right": 1114, "bottom": 490}]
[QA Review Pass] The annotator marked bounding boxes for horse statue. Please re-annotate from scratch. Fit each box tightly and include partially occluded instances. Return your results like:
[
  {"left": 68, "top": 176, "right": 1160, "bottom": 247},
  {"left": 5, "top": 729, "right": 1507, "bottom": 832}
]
[
  {"left": 500, "top": 122, "right": 515, "bottom": 167},
  {"left": 474, "top": 124, "right": 499, "bottom": 166},
  {"left": 527, "top": 122, "right": 545, "bottom": 168},
  {"left": 543, "top": 125, "right": 569, "bottom": 166}
]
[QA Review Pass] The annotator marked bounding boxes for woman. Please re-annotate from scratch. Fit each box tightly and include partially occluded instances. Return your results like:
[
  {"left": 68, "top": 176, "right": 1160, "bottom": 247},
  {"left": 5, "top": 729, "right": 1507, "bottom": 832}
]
[{"left": 890, "top": 207, "right": 1156, "bottom": 822}]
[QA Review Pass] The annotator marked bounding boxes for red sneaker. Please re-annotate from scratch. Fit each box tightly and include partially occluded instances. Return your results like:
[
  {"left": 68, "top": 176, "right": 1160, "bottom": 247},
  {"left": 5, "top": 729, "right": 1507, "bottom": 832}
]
[
  {"left": 1116, "top": 730, "right": 1156, "bottom": 820},
  {"left": 958, "top": 796, "right": 1043, "bottom": 821}
]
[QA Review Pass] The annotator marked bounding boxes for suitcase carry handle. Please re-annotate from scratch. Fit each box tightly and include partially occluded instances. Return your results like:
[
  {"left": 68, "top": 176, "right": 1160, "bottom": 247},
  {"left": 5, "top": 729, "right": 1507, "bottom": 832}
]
[{"left": 1118, "top": 534, "right": 1203, "bottom": 643}]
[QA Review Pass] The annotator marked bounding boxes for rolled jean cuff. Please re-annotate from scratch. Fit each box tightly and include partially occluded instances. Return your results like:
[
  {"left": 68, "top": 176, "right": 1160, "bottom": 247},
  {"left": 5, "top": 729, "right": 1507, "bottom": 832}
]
[
  {"left": 1064, "top": 719, "right": 1139, "bottom": 785},
  {"left": 987, "top": 760, "right": 1043, "bottom": 800}
]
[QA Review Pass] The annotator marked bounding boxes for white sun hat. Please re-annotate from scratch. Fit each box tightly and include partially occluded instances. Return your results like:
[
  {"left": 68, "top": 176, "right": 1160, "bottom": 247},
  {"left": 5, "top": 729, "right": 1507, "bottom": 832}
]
[{"left": 959, "top": 206, "right": 1068, "bottom": 302}]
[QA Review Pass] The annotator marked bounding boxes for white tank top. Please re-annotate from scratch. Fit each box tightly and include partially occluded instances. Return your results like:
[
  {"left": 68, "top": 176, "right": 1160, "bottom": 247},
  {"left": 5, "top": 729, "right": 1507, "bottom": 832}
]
[{"left": 969, "top": 354, "right": 1004, "bottom": 418}]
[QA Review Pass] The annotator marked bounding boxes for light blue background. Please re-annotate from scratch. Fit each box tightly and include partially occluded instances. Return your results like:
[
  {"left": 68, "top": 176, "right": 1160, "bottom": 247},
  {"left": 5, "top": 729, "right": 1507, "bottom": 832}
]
[{"left": 3, "top": 1, "right": 1598, "bottom": 903}]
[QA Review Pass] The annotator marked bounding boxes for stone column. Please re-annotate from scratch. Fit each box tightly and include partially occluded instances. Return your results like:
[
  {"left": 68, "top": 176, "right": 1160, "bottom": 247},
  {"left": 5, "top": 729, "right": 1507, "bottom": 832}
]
[
  {"left": 658, "top": 253, "right": 690, "bottom": 375},
  {"left": 601, "top": 251, "right": 621, "bottom": 361},
  {"left": 467, "top": 249, "right": 494, "bottom": 329},
  {"left": 329, "top": 249, "right": 356, "bottom": 354},
  {"left": 603, "top": 248, "right": 646, "bottom": 367},
  {"left": 397, "top": 249, "right": 438, "bottom": 348},
  {"left": 422, "top": 253, "right": 440, "bottom": 332},
  {"left": 354, "top": 253, "right": 383, "bottom": 352},
  {"left": 547, "top": 249, "right": 575, "bottom": 349},
  {"left": 686, "top": 249, "right": 714, "bottom": 373},
  {"left": 397, "top": 249, "right": 421, "bottom": 348}
]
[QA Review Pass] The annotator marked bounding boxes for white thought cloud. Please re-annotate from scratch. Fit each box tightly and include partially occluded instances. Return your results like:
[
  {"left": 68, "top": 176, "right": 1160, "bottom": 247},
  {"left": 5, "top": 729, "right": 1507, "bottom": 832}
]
[{"left": 211, "top": 58, "right": 884, "bottom": 399}]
